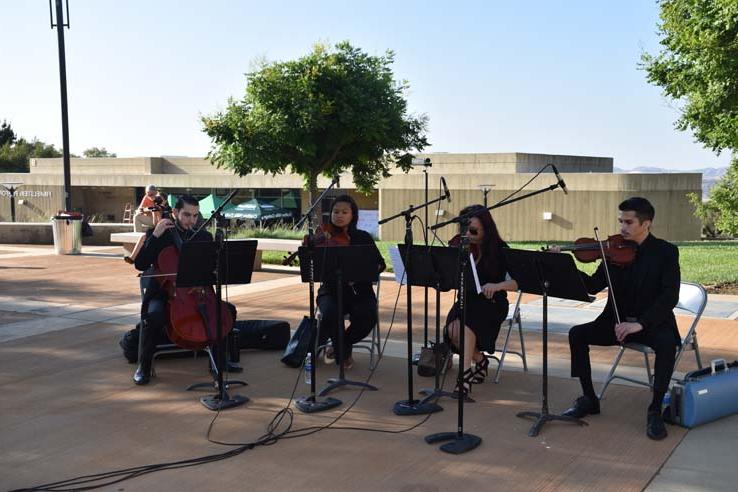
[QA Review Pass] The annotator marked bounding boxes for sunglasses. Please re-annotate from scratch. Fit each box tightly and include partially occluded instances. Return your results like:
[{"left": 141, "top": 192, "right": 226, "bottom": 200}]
[{"left": 468, "top": 227, "right": 479, "bottom": 236}]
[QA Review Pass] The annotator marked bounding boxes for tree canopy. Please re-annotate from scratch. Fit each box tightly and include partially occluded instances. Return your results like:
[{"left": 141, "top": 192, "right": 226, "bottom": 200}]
[
  {"left": 202, "top": 41, "right": 428, "bottom": 200},
  {"left": 0, "top": 137, "right": 62, "bottom": 173},
  {"left": 642, "top": 0, "right": 738, "bottom": 236},
  {"left": 83, "top": 147, "right": 117, "bottom": 158},
  {"left": 0, "top": 120, "right": 16, "bottom": 147},
  {"left": 642, "top": 0, "right": 738, "bottom": 154}
]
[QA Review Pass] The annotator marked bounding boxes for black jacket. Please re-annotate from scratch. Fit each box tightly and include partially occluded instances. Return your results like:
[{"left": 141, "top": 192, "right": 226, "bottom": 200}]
[{"left": 580, "top": 233, "right": 681, "bottom": 343}]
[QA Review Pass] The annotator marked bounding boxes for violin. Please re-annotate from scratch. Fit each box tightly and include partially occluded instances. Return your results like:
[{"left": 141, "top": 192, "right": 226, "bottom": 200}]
[
  {"left": 282, "top": 223, "right": 350, "bottom": 266},
  {"left": 553, "top": 234, "right": 637, "bottom": 267},
  {"left": 153, "top": 223, "right": 233, "bottom": 350},
  {"left": 449, "top": 233, "right": 481, "bottom": 259}
]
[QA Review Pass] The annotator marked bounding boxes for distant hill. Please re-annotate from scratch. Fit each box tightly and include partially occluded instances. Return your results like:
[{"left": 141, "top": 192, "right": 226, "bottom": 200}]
[{"left": 614, "top": 166, "right": 728, "bottom": 197}]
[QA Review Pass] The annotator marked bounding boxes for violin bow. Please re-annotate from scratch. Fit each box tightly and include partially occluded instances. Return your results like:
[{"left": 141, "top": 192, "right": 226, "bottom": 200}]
[{"left": 593, "top": 227, "right": 622, "bottom": 326}]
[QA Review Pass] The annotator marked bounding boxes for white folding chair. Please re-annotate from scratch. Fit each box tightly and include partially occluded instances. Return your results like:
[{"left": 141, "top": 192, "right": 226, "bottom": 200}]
[
  {"left": 485, "top": 290, "right": 528, "bottom": 383},
  {"left": 598, "top": 281, "right": 706, "bottom": 399}
]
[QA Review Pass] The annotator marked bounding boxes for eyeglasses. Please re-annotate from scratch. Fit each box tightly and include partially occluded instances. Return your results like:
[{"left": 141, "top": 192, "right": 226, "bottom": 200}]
[{"left": 468, "top": 227, "right": 479, "bottom": 236}]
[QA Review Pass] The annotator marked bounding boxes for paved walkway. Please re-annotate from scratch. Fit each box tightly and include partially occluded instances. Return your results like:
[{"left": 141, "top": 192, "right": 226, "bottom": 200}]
[{"left": 1, "top": 244, "right": 737, "bottom": 491}]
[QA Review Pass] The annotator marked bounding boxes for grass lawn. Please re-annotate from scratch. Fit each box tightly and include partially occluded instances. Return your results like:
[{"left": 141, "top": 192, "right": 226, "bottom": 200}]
[{"left": 256, "top": 237, "right": 737, "bottom": 287}]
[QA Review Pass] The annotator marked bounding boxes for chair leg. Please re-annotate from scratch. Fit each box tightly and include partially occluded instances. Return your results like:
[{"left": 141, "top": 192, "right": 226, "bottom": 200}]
[
  {"left": 693, "top": 337, "right": 703, "bottom": 369},
  {"left": 517, "top": 316, "right": 528, "bottom": 372},
  {"left": 599, "top": 346, "right": 626, "bottom": 400},
  {"left": 369, "top": 322, "right": 380, "bottom": 371},
  {"left": 644, "top": 353, "right": 653, "bottom": 387},
  {"left": 493, "top": 318, "right": 515, "bottom": 384}
]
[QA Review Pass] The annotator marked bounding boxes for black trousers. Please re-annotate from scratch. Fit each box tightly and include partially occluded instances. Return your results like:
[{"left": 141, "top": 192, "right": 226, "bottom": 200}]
[
  {"left": 317, "top": 290, "right": 377, "bottom": 361},
  {"left": 139, "top": 298, "right": 169, "bottom": 355},
  {"left": 569, "top": 318, "right": 677, "bottom": 394}
]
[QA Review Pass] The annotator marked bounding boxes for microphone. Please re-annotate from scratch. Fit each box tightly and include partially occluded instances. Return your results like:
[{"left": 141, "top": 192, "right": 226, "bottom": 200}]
[
  {"left": 411, "top": 157, "right": 432, "bottom": 167},
  {"left": 441, "top": 176, "right": 451, "bottom": 203},
  {"left": 551, "top": 164, "right": 568, "bottom": 195}
]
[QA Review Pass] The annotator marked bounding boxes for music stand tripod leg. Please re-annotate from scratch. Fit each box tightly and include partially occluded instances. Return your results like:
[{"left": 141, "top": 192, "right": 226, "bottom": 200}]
[
  {"left": 515, "top": 277, "right": 587, "bottom": 436},
  {"left": 319, "top": 266, "right": 378, "bottom": 396}
]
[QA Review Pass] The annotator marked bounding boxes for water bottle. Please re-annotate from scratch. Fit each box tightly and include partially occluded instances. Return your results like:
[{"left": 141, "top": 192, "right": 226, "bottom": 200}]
[{"left": 304, "top": 353, "right": 312, "bottom": 385}]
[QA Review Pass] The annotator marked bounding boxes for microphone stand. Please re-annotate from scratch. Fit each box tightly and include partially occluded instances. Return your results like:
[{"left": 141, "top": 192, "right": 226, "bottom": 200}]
[
  {"left": 423, "top": 172, "right": 566, "bottom": 447},
  {"left": 379, "top": 188, "right": 449, "bottom": 416},
  {"left": 190, "top": 189, "right": 249, "bottom": 411},
  {"left": 431, "top": 180, "right": 565, "bottom": 233},
  {"left": 425, "top": 217, "right": 481, "bottom": 453},
  {"left": 296, "top": 176, "right": 342, "bottom": 413}
]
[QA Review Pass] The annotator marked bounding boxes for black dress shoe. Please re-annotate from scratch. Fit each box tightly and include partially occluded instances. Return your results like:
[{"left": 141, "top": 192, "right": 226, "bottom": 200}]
[
  {"left": 647, "top": 410, "right": 667, "bottom": 440},
  {"left": 562, "top": 396, "right": 600, "bottom": 419},
  {"left": 133, "top": 364, "right": 151, "bottom": 385}
]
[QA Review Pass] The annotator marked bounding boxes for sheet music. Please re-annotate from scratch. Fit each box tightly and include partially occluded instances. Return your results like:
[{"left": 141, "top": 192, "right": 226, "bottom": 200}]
[
  {"left": 469, "top": 253, "right": 482, "bottom": 294},
  {"left": 388, "top": 245, "right": 407, "bottom": 285}
]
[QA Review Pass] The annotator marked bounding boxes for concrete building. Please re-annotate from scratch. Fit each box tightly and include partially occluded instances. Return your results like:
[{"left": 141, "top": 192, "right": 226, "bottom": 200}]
[{"left": 0, "top": 152, "right": 702, "bottom": 241}]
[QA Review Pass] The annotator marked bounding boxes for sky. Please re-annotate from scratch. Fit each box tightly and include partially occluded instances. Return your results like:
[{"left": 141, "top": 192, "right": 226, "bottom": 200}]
[{"left": 1, "top": 0, "right": 732, "bottom": 170}]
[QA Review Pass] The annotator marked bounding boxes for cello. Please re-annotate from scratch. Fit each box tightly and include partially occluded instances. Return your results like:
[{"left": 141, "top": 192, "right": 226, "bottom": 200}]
[{"left": 152, "top": 220, "right": 234, "bottom": 350}]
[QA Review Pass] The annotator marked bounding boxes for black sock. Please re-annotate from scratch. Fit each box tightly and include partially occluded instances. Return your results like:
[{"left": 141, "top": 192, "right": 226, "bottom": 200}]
[
  {"left": 580, "top": 376, "right": 597, "bottom": 401},
  {"left": 649, "top": 390, "right": 665, "bottom": 412}
]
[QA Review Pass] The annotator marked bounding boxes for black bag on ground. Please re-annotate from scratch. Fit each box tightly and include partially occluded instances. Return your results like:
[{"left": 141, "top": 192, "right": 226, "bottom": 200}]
[
  {"left": 118, "top": 322, "right": 173, "bottom": 363},
  {"left": 119, "top": 324, "right": 140, "bottom": 363},
  {"left": 280, "top": 316, "right": 314, "bottom": 368},
  {"left": 233, "top": 320, "right": 290, "bottom": 350},
  {"left": 417, "top": 342, "right": 450, "bottom": 377}
]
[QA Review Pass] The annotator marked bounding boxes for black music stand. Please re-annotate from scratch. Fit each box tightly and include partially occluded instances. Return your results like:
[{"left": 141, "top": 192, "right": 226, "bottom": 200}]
[
  {"left": 176, "top": 239, "right": 257, "bottom": 410},
  {"left": 297, "top": 245, "right": 380, "bottom": 396},
  {"left": 503, "top": 248, "right": 594, "bottom": 436},
  {"left": 397, "top": 245, "right": 457, "bottom": 405}
]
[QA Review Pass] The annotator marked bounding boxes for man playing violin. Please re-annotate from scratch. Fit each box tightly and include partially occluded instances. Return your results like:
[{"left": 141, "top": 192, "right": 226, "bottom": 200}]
[
  {"left": 132, "top": 195, "right": 212, "bottom": 385},
  {"left": 556, "top": 197, "right": 680, "bottom": 440}
]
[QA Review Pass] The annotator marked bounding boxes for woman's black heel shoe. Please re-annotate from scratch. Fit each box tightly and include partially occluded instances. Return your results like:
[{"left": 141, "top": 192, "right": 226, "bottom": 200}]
[
  {"left": 453, "top": 367, "right": 476, "bottom": 402},
  {"left": 470, "top": 355, "right": 489, "bottom": 384}
]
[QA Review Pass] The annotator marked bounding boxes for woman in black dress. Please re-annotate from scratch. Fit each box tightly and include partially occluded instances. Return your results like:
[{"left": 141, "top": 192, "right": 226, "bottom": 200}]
[
  {"left": 445, "top": 204, "right": 518, "bottom": 396},
  {"left": 316, "top": 195, "right": 386, "bottom": 369}
]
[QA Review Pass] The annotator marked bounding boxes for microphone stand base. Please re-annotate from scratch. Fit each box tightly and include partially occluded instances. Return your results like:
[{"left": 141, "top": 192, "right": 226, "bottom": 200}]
[
  {"left": 418, "top": 389, "right": 455, "bottom": 406},
  {"left": 318, "top": 378, "right": 378, "bottom": 397},
  {"left": 296, "top": 395, "right": 342, "bottom": 413},
  {"left": 516, "top": 410, "right": 587, "bottom": 437},
  {"left": 200, "top": 392, "right": 249, "bottom": 411},
  {"left": 393, "top": 399, "right": 443, "bottom": 416},
  {"left": 425, "top": 432, "right": 481, "bottom": 454}
]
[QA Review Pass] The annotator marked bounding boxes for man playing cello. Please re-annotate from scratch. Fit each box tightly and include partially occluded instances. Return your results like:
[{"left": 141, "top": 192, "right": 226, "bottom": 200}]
[
  {"left": 132, "top": 195, "right": 212, "bottom": 385},
  {"left": 555, "top": 197, "right": 681, "bottom": 440}
]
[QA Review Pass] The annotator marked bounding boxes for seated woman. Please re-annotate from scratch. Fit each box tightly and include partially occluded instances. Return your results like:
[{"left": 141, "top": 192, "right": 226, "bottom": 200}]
[
  {"left": 315, "top": 194, "right": 385, "bottom": 370},
  {"left": 445, "top": 204, "right": 518, "bottom": 398}
]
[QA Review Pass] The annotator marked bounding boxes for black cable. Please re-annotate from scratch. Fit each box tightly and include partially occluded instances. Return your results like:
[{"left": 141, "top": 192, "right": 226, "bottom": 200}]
[{"left": 12, "top": 218, "right": 441, "bottom": 492}]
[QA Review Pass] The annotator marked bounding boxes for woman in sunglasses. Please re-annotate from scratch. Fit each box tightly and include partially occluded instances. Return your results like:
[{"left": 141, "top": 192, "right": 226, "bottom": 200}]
[{"left": 445, "top": 204, "right": 518, "bottom": 398}]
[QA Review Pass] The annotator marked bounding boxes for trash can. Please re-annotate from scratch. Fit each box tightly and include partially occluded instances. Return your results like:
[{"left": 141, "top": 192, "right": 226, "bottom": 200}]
[{"left": 51, "top": 212, "right": 83, "bottom": 255}]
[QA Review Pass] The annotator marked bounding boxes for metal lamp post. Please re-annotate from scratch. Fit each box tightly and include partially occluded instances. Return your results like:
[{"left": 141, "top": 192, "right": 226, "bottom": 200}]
[{"left": 49, "top": 0, "right": 72, "bottom": 212}]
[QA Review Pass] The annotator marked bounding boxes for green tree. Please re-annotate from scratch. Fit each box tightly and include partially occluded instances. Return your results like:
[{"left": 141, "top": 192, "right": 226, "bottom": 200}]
[
  {"left": 0, "top": 120, "right": 16, "bottom": 147},
  {"left": 83, "top": 147, "right": 117, "bottom": 158},
  {"left": 202, "top": 41, "right": 428, "bottom": 205},
  {"left": 642, "top": 0, "right": 738, "bottom": 236},
  {"left": 707, "top": 161, "right": 738, "bottom": 235},
  {"left": 0, "top": 138, "right": 62, "bottom": 173}
]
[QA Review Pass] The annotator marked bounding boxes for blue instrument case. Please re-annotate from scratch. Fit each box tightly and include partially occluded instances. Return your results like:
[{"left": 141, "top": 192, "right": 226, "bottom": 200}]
[{"left": 667, "top": 359, "right": 738, "bottom": 428}]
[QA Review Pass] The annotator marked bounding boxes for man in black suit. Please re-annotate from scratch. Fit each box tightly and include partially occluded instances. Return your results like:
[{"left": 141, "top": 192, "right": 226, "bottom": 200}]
[
  {"left": 133, "top": 195, "right": 212, "bottom": 385},
  {"left": 560, "top": 197, "right": 680, "bottom": 440}
]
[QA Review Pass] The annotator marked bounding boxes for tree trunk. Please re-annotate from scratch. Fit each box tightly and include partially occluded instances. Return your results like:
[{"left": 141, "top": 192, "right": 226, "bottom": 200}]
[{"left": 307, "top": 172, "right": 319, "bottom": 230}]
